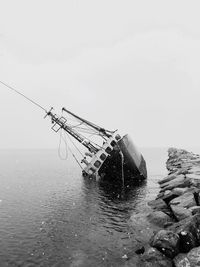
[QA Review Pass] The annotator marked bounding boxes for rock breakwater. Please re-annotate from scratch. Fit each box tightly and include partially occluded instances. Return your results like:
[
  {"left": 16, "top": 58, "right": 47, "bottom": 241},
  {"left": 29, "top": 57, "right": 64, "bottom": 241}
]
[{"left": 127, "top": 148, "right": 200, "bottom": 266}]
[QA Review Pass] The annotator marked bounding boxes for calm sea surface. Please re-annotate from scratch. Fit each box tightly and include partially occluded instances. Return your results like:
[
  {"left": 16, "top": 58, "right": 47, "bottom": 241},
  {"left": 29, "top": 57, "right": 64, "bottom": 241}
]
[{"left": 0, "top": 148, "right": 170, "bottom": 266}]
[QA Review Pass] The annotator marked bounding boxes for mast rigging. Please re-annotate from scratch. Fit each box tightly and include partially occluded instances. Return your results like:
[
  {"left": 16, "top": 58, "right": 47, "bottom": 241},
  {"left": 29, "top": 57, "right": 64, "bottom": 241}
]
[
  {"left": 0, "top": 80, "right": 47, "bottom": 112},
  {"left": 0, "top": 79, "right": 147, "bottom": 182}
]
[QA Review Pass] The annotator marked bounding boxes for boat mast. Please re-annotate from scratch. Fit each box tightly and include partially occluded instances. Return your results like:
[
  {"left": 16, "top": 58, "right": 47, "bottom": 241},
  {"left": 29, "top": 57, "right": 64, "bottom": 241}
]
[
  {"left": 62, "top": 107, "right": 113, "bottom": 138},
  {"left": 46, "top": 108, "right": 99, "bottom": 153}
]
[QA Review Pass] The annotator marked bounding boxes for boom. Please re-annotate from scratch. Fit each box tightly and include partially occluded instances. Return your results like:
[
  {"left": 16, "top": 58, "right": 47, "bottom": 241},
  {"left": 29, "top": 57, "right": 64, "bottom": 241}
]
[
  {"left": 46, "top": 109, "right": 99, "bottom": 153},
  {"left": 62, "top": 107, "right": 113, "bottom": 138}
]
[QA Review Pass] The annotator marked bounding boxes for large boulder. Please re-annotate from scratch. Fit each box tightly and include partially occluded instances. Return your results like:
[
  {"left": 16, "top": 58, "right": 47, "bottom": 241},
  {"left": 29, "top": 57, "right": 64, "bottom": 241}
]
[
  {"left": 170, "top": 214, "right": 200, "bottom": 253},
  {"left": 160, "top": 177, "right": 191, "bottom": 192},
  {"left": 173, "top": 253, "right": 190, "bottom": 267},
  {"left": 147, "top": 211, "right": 173, "bottom": 227},
  {"left": 172, "top": 187, "right": 190, "bottom": 196},
  {"left": 161, "top": 190, "right": 181, "bottom": 204},
  {"left": 178, "top": 230, "right": 197, "bottom": 253},
  {"left": 170, "top": 205, "right": 192, "bottom": 221},
  {"left": 177, "top": 168, "right": 190, "bottom": 175},
  {"left": 187, "top": 174, "right": 200, "bottom": 189},
  {"left": 158, "top": 172, "right": 180, "bottom": 185},
  {"left": 150, "top": 230, "right": 180, "bottom": 258},
  {"left": 187, "top": 246, "right": 200, "bottom": 266},
  {"left": 174, "top": 247, "right": 200, "bottom": 266},
  {"left": 160, "top": 175, "right": 185, "bottom": 189},
  {"left": 169, "top": 192, "right": 196, "bottom": 209},
  {"left": 148, "top": 199, "right": 169, "bottom": 213},
  {"left": 129, "top": 213, "right": 160, "bottom": 245}
]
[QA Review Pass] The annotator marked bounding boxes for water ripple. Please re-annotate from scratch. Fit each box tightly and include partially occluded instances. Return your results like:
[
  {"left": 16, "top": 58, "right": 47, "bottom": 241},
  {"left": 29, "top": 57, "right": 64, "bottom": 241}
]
[{"left": 0, "top": 149, "right": 165, "bottom": 266}]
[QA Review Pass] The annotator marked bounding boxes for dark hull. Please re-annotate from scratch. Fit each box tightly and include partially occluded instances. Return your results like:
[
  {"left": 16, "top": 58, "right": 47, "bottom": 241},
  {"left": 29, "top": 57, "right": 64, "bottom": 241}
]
[{"left": 98, "top": 134, "right": 147, "bottom": 183}]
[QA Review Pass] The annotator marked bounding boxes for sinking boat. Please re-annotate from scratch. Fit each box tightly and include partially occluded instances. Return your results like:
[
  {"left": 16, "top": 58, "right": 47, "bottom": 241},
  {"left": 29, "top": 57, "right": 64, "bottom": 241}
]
[
  {"left": 0, "top": 80, "right": 147, "bottom": 183},
  {"left": 45, "top": 107, "right": 147, "bottom": 183}
]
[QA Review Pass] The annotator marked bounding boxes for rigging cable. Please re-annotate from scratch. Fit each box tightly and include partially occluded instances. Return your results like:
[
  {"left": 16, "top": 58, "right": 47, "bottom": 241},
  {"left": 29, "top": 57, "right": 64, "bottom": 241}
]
[
  {"left": 65, "top": 133, "right": 84, "bottom": 157},
  {"left": 66, "top": 127, "right": 102, "bottom": 149},
  {"left": 63, "top": 122, "right": 104, "bottom": 148},
  {"left": 71, "top": 126, "right": 99, "bottom": 135},
  {"left": 58, "top": 128, "right": 68, "bottom": 160},
  {"left": 71, "top": 122, "right": 84, "bottom": 129},
  {"left": 68, "top": 146, "right": 83, "bottom": 170},
  {"left": 63, "top": 131, "right": 83, "bottom": 170},
  {"left": 0, "top": 80, "right": 47, "bottom": 112}
]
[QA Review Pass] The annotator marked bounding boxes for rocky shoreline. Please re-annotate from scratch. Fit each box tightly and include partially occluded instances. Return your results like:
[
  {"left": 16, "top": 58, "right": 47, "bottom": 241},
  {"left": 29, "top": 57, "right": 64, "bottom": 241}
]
[{"left": 127, "top": 148, "right": 200, "bottom": 266}]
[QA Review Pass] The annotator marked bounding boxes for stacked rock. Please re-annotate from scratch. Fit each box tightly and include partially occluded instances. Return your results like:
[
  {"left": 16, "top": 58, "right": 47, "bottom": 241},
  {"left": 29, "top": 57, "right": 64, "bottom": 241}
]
[{"left": 128, "top": 148, "right": 200, "bottom": 267}]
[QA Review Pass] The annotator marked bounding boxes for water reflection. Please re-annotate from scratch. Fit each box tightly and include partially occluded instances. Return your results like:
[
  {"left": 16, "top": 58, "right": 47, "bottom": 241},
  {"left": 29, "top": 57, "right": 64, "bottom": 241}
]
[
  {"left": 35, "top": 176, "right": 148, "bottom": 266},
  {"left": 98, "top": 179, "right": 147, "bottom": 201},
  {"left": 83, "top": 175, "right": 147, "bottom": 203},
  {"left": 82, "top": 176, "right": 147, "bottom": 233},
  {"left": 0, "top": 149, "right": 163, "bottom": 266}
]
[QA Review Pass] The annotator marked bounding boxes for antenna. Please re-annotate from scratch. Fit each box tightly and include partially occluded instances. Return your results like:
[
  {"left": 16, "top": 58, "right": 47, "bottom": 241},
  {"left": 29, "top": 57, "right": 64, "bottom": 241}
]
[{"left": 0, "top": 80, "right": 47, "bottom": 112}]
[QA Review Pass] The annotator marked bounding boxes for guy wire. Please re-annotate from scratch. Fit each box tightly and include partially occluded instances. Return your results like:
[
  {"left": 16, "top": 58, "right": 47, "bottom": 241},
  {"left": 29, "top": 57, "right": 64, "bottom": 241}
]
[{"left": 0, "top": 80, "right": 47, "bottom": 112}]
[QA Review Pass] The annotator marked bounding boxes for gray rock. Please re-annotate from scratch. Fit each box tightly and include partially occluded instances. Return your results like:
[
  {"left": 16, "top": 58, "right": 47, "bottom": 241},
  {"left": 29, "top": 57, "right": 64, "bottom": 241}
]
[
  {"left": 160, "top": 175, "right": 185, "bottom": 190},
  {"left": 129, "top": 213, "right": 160, "bottom": 244},
  {"left": 188, "top": 166, "right": 200, "bottom": 174},
  {"left": 140, "top": 247, "right": 173, "bottom": 267},
  {"left": 170, "top": 205, "right": 192, "bottom": 221},
  {"left": 173, "top": 253, "right": 190, "bottom": 267},
  {"left": 189, "top": 159, "right": 200, "bottom": 164},
  {"left": 143, "top": 149, "right": 200, "bottom": 265},
  {"left": 181, "top": 163, "right": 193, "bottom": 169},
  {"left": 161, "top": 191, "right": 183, "bottom": 205},
  {"left": 147, "top": 211, "right": 173, "bottom": 227},
  {"left": 158, "top": 172, "right": 179, "bottom": 185},
  {"left": 172, "top": 187, "right": 190, "bottom": 196},
  {"left": 177, "top": 168, "right": 190, "bottom": 175},
  {"left": 184, "top": 187, "right": 200, "bottom": 205},
  {"left": 187, "top": 246, "right": 200, "bottom": 266},
  {"left": 166, "top": 148, "right": 199, "bottom": 174},
  {"left": 186, "top": 173, "right": 200, "bottom": 180},
  {"left": 189, "top": 179, "right": 200, "bottom": 188},
  {"left": 170, "top": 214, "right": 200, "bottom": 253},
  {"left": 150, "top": 229, "right": 180, "bottom": 258},
  {"left": 156, "top": 192, "right": 164, "bottom": 199},
  {"left": 178, "top": 231, "right": 196, "bottom": 253},
  {"left": 164, "top": 190, "right": 172, "bottom": 195},
  {"left": 188, "top": 206, "right": 200, "bottom": 215},
  {"left": 169, "top": 192, "right": 196, "bottom": 209},
  {"left": 160, "top": 177, "right": 191, "bottom": 192},
  {"left": 148, "top": 199, "right": 169, "bottom": 213}
]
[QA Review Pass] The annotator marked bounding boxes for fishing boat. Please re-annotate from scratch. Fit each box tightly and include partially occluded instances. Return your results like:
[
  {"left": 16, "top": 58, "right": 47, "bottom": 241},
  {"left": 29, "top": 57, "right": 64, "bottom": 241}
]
[
  {"left": 45, "top": 107, "right": 147, "bottom": 183},
  {"left": 0, "top": 80, "right": 147, "bottom": 183}
]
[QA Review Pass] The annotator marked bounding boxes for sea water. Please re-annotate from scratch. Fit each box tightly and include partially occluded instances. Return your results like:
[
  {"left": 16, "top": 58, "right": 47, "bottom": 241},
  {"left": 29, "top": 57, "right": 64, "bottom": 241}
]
[{"left": 0, "top": 148, "right": 171, "bottom": 266}]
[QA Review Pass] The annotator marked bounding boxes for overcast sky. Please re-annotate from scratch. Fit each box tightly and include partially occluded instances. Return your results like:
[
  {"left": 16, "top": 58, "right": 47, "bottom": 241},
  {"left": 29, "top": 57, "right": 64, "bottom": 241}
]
[{"left": 0, "top": 0, "right": 200, "bottom": 149}]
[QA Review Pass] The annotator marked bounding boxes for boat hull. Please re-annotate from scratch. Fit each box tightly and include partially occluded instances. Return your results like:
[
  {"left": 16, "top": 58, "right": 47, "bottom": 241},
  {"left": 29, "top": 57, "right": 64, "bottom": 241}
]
[
  {"left": 118, "top": 134, "right": 147, "bottom": 178},
  {"left": 98, "top": 134, "right": 147, "bottom": 183}
]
